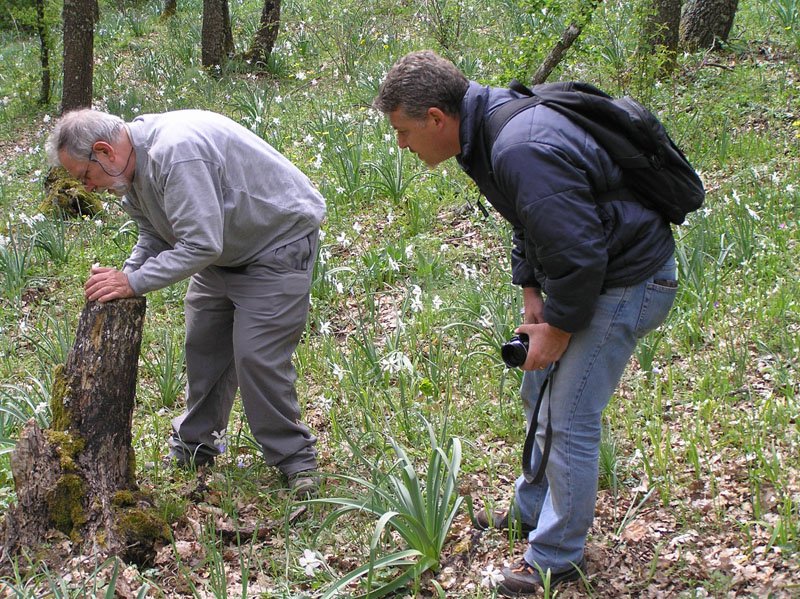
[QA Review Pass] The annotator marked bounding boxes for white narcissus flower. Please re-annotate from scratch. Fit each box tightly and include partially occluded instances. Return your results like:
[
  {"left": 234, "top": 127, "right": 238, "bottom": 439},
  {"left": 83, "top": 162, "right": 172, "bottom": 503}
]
[
  {"left": 298, "top": 548, "right": 324, "bottom": 576},
  {"left": 480, "top": 563, "right": 504, "bottom": 588},
  {"left": 211, "top": 429, "right": 227, "bottom": 449}
]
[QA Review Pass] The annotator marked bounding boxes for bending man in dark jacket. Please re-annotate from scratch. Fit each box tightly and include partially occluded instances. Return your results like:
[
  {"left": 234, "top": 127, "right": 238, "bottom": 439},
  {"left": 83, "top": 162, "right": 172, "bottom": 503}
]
[{"left": 374, "top": 50, "right": 677, "bottom": 595}]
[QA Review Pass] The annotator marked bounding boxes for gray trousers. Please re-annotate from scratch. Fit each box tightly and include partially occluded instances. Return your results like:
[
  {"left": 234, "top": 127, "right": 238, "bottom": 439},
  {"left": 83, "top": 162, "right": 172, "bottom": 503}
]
[{"left": 170, "top": 231, "right": 318, "bottom": 477}]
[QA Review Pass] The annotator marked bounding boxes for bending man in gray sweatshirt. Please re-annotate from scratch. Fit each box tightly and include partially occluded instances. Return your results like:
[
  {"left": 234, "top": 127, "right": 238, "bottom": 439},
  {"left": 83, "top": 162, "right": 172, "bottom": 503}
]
[{"left": 47, "top": 109, "right": 326, "bottom": 495}]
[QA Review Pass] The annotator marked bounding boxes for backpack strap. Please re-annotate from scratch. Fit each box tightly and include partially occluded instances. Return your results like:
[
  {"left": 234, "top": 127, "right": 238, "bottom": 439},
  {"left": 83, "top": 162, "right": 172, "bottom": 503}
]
[
  {"left": 482, "top": 79, "right": 539, "bottom": 155},
  {"left": 521, "top": 361, "right": 558, "bottom": 484}
]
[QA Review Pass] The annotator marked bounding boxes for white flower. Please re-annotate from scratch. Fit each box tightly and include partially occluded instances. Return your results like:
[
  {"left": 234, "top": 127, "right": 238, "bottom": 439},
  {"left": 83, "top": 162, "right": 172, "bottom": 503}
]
[
  {"left": 458, "top": 263, "right": 478, "bottom": 280},
  {"left": 295, "top": 70, "right": 307, "bottom": 80},
  {"left": 353, "top": 222, "right": 363, "bottom": 234},
  {"left": 319, "top": 321, "right": 331, "bottom": 335},
  {"left": 332, "top": 363, "right": 345, "bottom": 381},
  {"left": 212, "top": 429, "right": 227, "bottom": 450},
  {"left": 298, "top": 549, "right": 324, "bottom": 576},
  {"left": 336, "top": 232, "right": 350, "bottom": 247},
  {"left": 480, "top": 563, "right": 504, "bottom": 588},
  {"left": 388, "top": 257, "right": 400, "bottom": 272},
  {"left": 405, "top": 244, "right": 414, "bottom": 259},
  {"left": 317, "top": 395, "right": 332, "bottom": 411},
  {"left": 380, "top": 351, "right": 413, "bottom": 375},
  {"left": 432, "top": 295, "right": 443, "bottom": 309}
]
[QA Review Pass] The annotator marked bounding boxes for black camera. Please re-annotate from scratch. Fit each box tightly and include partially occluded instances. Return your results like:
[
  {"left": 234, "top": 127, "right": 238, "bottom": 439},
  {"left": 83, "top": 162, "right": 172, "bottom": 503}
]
[{"left": 501, "top": 333, "right": 529, "bottom": 368}]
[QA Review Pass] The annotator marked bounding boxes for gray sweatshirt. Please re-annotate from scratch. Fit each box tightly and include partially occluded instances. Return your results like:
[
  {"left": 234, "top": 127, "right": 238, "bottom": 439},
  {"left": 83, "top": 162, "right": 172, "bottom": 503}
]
[{"left": 121, "top": 110, "right": 326, "bottom": 296}]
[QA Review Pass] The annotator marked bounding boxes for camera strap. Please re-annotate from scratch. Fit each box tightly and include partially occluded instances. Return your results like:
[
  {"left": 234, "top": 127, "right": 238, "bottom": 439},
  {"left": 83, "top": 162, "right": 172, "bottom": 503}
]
[{"left": 522, "top": 361, "right": 559, "bottom": 484}]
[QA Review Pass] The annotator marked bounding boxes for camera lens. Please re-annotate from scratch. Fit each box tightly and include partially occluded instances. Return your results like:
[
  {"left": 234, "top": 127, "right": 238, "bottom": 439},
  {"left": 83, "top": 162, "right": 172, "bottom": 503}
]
[{"left": 501, "top": 333, "right": 529, "bottom": 368}]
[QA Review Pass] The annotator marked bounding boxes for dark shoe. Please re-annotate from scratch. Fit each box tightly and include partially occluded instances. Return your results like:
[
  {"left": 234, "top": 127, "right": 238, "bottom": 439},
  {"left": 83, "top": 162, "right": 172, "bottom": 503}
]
[
  {"left": 474, "top": 507, "right": 535, "bottom": 535},
  {"left": 288, "top": 471, "right": 320, "bottom": 498},
  {"left": 498, "top": 557, "right": 586, "bottom": 596}
]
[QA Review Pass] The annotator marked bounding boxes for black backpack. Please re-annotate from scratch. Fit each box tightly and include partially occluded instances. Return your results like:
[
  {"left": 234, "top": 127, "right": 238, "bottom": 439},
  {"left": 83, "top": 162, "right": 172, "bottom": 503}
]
[{"left": 484, "top": 79, "right": 705, "bottom": 225}]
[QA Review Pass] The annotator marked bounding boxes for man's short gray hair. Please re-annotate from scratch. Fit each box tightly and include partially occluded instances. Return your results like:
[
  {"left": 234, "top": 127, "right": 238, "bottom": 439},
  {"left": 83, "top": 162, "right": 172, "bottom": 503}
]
[
  {"left": 373, "top": 50, "right": 468, "bottom": 119},
  {"left": 45, "top": 109, "right": 126, "bottom": 167}
]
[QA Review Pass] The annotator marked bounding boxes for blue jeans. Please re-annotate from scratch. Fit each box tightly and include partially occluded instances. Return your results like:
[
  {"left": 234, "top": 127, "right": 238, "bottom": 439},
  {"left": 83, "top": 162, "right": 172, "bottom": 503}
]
[{"left": 515, "top": 258, "right": 677, "bottom": 573}]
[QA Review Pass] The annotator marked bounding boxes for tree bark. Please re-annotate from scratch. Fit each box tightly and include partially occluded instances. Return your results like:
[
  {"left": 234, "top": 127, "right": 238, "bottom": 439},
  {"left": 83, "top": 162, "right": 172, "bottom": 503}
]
[
  {"left": 244, "top": 0, "right": 281, "bottom": 66},
  {"left": 648, "top": 0, "right": 681, "bottom": 52},
  {"left": 530, "top": 0, "right": 604, "bottom": 85},
  {"left": 61, "top": 0, "right": 96, "bottom": 112},
  {"left": 680, "top": 0, "right": 739, "bottom": 51},
  {"left": 202, "top": 0, "right": 234, "bottom": 70},
  {"left": 1, "top": 298, "right": 168, "bottom": 566},
  {"left": 36, "top": 0, "right": 51, "bottom": 105},
  {"left": 531, "top": 22, "right": 583, "bottom": 85},
  {"left": 163, "top": 0, "right": 178, "bottom": 18}
]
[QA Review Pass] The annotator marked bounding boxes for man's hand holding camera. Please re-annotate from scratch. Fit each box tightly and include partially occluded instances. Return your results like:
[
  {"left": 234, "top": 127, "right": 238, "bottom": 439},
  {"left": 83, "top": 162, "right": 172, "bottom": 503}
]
[
  {"left": 516, "top": 286, "right": 571, "bottom": 371},
  {"left": 515, "top": 322, "right": 571, "bottom": 371}
]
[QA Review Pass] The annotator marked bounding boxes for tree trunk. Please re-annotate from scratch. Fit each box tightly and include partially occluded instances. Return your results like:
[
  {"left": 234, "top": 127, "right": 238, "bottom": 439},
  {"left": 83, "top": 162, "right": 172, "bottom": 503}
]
[
  {"left": 530, "top": 0, "right": 604, "bottom": 85},
  {"left": 36, "top": 0, "right": 51, "bottom": 105},
  {"left": 61, "top": 0, "right": 96, "bottom": 112},
  {"left": 244, "top": 0, "right": 280, "bottom": 66},
  {"left": 680, "top": 0, "right": 739, "bottom": 51},
  {"left": 531, "top": 22, "right": 583, "bottom": 85},
  {"left": 1, "top": 298, "right": 168, "bottom": 566},
  {"left": 202, "top": 0, "right": 234, "bottom": 70},
  {"left": 163, "top": 0, "right": 177, "bottom": 17},
  {"left": 644, "top": 0, "right": 681, "bottom": 73}
]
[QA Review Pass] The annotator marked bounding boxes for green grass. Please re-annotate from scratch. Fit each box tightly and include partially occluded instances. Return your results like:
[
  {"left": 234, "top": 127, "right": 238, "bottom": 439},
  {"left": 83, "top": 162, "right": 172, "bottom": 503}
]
[{"left": 1, "top": 0, "right": 799, "bottom": 596}]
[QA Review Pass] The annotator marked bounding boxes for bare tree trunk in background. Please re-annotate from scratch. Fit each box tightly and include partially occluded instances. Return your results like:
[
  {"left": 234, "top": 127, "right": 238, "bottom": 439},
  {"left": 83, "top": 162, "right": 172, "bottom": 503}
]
[
  {"left": 244, "top": 0, "right": 281, "bottom": 66},
  {"left": 61, "top": 0, "right": 97, "bottom": 112},
  {"left": 530, "top": 0, "right": 604, "bottom": 85},
  {"left": 202, "top": 0, "right": 234, "bottom": 70},
  {"left": 1, "top": 299, "right": 168, "bottom": 567},
  {"left": 35, "top": 0, "right": 51, "bottom": 105},
  {"left": 163, "top": 0, "right": 178, "bottom": 18},
  {"left": 644, "top": 0, "right": 681, "bottom": 73},
  {"left": 680, "top": 0, "right": 739, "bottom": 51}
]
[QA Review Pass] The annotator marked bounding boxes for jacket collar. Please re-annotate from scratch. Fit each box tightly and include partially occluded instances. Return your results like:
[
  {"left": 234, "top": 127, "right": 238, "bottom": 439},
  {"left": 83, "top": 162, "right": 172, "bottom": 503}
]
[{"left": 457, "top": 81, "right": 491, "bottom": 172}]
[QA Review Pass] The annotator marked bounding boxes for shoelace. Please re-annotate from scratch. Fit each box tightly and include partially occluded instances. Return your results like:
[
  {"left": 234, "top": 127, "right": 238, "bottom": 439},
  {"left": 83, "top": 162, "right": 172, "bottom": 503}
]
[{"left": 510, "top": 561, "right": 537, "bottom": 576}]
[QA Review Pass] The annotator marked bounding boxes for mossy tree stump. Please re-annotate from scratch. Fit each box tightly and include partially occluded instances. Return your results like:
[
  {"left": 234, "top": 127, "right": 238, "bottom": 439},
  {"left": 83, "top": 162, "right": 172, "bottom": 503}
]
[{"left": 2, "top": 298, "right": 169, "bottom": 565}]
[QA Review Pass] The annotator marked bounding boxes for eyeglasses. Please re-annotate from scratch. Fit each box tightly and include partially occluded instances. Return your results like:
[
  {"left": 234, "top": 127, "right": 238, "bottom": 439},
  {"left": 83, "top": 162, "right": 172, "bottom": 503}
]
[{"left": 81, "top": 151, "right": 99, "bottom": 185}]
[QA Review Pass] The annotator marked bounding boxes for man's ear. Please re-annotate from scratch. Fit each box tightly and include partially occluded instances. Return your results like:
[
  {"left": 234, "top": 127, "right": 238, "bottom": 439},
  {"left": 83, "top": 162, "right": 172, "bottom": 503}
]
[
  {"left": 92, "top": 140, "right": 115, "bottom": 159},
  {"left": 427, "top": 107, "right": 447, "bottom": 128}
]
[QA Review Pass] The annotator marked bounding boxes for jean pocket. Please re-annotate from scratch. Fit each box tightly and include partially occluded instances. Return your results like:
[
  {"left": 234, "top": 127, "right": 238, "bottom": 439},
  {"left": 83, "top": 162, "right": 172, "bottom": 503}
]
[{"left": 634, "top": 279, "right": 677, "bottom": 337}]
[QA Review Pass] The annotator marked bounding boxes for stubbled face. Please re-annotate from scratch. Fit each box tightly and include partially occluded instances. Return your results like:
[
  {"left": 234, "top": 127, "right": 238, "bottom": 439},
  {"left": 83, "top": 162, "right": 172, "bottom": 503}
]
[
  {"left": 388, "top": 108, "right": 452, "bottom": 168},
  {"left": 58, "top": 149, "right": 131, "bottom": 196}
]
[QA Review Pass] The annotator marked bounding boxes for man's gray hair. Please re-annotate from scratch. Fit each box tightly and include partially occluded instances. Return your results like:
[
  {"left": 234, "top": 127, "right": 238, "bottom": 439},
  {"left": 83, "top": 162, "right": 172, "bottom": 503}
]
[
  {"left": 45, "top": 109, "right": 126, "bottom": 167},
  {"left": 373, "top": 50, "right": 468, "bottom": 119}
]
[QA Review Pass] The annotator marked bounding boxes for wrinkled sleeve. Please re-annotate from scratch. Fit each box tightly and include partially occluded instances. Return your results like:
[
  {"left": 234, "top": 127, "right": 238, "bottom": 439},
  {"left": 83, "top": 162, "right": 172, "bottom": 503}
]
[
  {"left": 124, "top": 160, "right": 225, "bottom": 295},
  {"left": 122, "top": 200, "right": 172, "bottom": 277},
  {"left": 493, "top": 143, "right": 608, "bottom": 332},
  {"left": 511, "top": 227, "right": 538, "bottom": 288}
]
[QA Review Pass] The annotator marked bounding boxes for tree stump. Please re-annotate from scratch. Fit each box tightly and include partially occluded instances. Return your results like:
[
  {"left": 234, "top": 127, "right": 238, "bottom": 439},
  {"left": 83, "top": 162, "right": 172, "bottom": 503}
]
[{"left": 1, "top": 298, "right": 169, "bottom": 566}]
